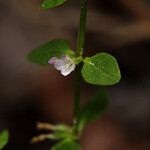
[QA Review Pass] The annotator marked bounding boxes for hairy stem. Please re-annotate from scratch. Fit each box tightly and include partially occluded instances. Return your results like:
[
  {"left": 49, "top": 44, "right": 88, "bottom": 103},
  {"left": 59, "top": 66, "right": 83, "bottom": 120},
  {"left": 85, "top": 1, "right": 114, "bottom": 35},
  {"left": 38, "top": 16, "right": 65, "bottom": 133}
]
[{"left": 73, "top": 0, "right": 88, "bottom": 132}]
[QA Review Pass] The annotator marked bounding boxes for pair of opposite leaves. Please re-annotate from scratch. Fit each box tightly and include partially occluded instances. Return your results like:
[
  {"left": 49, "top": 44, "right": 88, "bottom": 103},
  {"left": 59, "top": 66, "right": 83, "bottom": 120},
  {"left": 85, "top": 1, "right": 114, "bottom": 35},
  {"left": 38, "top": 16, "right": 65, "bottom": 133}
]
[
  {"left": 0, "top": 89, "right": 108, "bottom": 150},
  {"left": 27, "top": 39, "right": 121, "bottom": 86},
  {"left": 37, "top": 89, "right": 107, "bottom": 150}
]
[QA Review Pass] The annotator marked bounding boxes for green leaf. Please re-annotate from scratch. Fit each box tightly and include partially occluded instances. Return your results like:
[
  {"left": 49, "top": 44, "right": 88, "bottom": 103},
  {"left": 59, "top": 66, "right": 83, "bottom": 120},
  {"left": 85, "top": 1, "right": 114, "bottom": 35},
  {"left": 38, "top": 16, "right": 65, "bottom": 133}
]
[
  {"left": 0, "top": 130, "right": 9, "bottom": 149},
  {"left": 82, "top": 53, "right": 121, "bottom": 86},
  {"left": 52, "top": 124, "right": 76, "bottom": 140},
  {"left": 51, "top": 140, "right": 81, "bottom": 150},
  {"left": 77, "top": 89, "right": 108, "bottom": 131},
  {"left": 41, "top": 0, "right": 68, "bottom": 9},
  {"left": 27, "top": 39, "right": 75, "bottom": 65}
]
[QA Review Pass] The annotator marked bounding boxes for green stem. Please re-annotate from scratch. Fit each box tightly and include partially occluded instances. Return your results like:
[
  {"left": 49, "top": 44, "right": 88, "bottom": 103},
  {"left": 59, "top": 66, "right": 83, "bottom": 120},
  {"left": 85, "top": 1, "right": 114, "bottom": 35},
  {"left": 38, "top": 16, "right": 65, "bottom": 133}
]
[
  {"left": 76, "top": 0, "right": 88, "bottom": 56},
  {"left": 73, "top": 0, "right": 88, "bottom": 129},
  {"left": 73, "top": 64, "right": 82, "bottom": 120}
]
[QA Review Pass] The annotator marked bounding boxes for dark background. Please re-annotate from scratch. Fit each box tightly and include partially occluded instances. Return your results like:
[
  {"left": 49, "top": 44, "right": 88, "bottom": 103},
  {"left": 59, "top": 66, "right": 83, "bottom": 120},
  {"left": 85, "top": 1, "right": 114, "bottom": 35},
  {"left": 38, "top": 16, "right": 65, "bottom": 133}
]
[{"left": 0, "top": 0, "right": 150, "bottom": 149}]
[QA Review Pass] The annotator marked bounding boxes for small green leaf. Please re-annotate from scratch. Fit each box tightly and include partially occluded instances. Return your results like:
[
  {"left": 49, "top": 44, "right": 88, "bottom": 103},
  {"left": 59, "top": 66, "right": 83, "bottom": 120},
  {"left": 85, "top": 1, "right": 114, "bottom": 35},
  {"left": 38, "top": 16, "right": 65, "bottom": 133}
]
[
  {"left": 41, "top": 0, "right": 68, "bottom": 9},
  {"left": 82, "top": 53, "right": 121, "bottom": 86},
  {"left": 77, "top": 90, "right": 108, "bottom": 131},
  {"left": 0, "top": 130, "right": 9, "bottom": 149},
  {"left": 51, "top": 140, "right": 81, "bottom": 150},
  {"left": 27, "top": 39, "right": 75, "bottom": 65},
  {"left": 52, "top": 124, "right": 76, "bottom": 140}
]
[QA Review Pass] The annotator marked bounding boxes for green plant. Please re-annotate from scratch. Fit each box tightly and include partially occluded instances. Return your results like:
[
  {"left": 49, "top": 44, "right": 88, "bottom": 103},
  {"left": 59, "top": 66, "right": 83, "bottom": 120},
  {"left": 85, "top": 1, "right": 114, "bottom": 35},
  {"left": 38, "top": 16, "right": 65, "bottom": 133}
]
[
  {"left": 27, "top": 0, "right": 121, "bottom": 149},
  {"left": 0, "top": 130, "right": 9, "bottom": 150}
]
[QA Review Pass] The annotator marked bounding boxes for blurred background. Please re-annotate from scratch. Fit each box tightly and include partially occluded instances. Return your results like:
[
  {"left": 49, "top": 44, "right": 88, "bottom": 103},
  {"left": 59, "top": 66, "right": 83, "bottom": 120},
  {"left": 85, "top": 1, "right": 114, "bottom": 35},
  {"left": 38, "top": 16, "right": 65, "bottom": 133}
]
[{"left": 0, "top": 0, "right": 150, "bottom": 149}]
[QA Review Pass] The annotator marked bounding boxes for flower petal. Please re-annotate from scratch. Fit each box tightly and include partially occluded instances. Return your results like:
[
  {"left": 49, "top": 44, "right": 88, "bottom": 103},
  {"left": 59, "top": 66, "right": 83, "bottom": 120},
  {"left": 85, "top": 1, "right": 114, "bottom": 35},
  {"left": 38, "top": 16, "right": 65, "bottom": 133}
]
[
  {"left": 61, "top": 63, "right": 75, "bottom": 76},
  {"left": 61, "top": 68, "right": 72, "bottom": 76},
  {"left": 54, "top": 60, "right": 64, "bottom": 70},
  {"left": 48, "top": 57, "right": 57, "bottom": 65}
]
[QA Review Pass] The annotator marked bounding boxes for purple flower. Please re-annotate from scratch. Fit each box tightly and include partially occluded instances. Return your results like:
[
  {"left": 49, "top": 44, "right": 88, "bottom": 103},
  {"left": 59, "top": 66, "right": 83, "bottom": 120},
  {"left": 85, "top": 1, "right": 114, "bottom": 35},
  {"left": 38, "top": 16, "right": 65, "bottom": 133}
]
[{"left": 48, "top": 55, "right": 75, "bottom": 76}]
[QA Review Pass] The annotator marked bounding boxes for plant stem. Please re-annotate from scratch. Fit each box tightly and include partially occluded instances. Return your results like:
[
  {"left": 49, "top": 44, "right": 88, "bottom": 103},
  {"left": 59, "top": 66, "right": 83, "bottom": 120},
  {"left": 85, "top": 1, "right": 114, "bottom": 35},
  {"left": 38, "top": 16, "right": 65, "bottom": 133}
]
[
  {"left": 73, "top": 0, "right": 88, "bottom": 126},
  {"left": 76, "top": 0, "right": 88, "bottom": 56}
]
